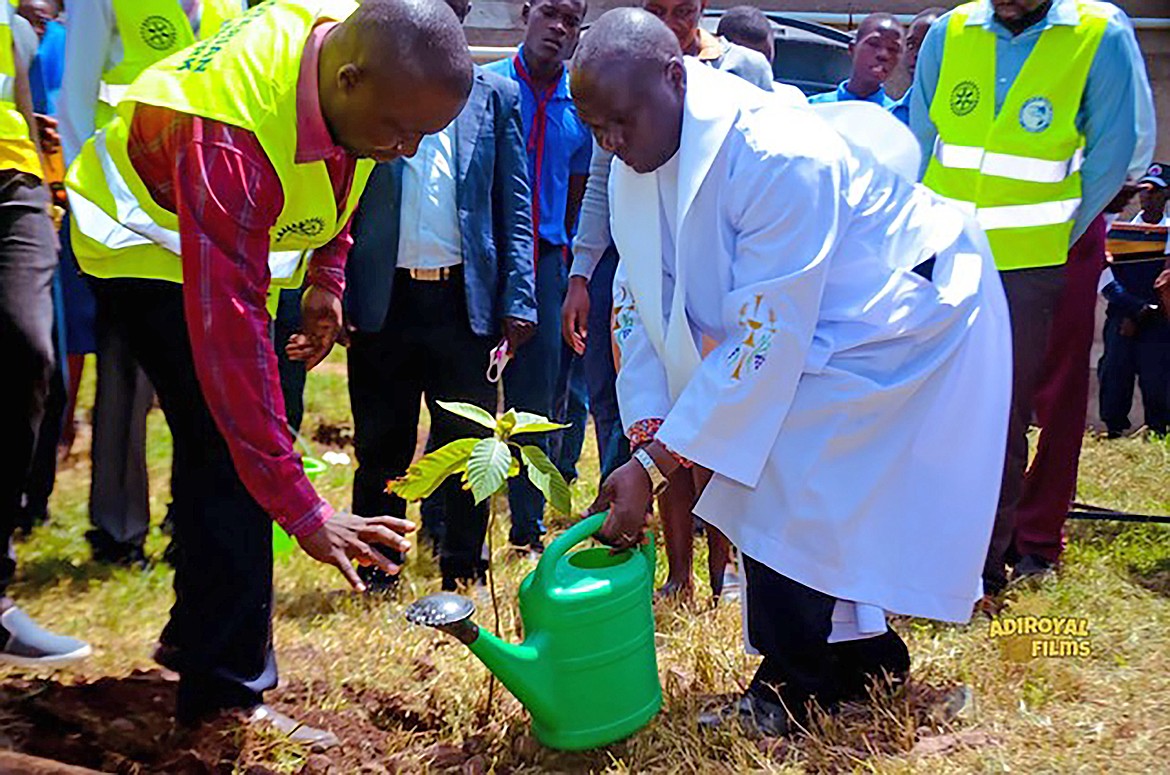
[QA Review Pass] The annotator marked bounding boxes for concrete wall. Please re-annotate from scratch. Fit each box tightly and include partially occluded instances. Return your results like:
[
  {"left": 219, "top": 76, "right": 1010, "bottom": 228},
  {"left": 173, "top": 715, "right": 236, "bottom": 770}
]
[{"left": 464, "top": 1, "right": 1167, "bottom": 160}]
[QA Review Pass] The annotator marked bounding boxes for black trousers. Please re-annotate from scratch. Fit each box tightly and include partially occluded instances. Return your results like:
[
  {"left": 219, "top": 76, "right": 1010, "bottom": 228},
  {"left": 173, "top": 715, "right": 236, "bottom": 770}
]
[
  {"left": 348, "top": 268, "right": 495, "bottom": 586},
  {"left": 0, "top": 173, "right": 57, "bottom": 597},
  {"left": 88, "top": 310, "right": 154, "bottom": 550},
  {"left": 743, "top": 555, "right": 910, "bottom": 719},
  {"left": 272, "top": 287, "right": 306, "bottom": 433},
  {"left": 89, "top": 277, "right": 276, "bottom": 722}
]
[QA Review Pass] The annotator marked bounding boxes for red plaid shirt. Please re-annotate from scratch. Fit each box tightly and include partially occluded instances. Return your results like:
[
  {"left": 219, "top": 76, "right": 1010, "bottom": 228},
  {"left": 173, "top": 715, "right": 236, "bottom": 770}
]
[{"left": 125, "top": 22, "right": 353, "bottom": 537}]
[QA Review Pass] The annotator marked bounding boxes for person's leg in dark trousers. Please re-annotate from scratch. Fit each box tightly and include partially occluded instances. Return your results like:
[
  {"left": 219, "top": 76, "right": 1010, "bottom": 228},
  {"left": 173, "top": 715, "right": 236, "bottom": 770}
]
[
  {"left": 1098, "top": 312, "right": 1138, "bottom": 436},
  {"left": 742, "top": 555, "right": 909, "bottom": 721},
  {"left": 20, "top": 265, "right": 67, "bottom": 530},
  {"left": 551, "top": 348, "right": 588, "bottom": 483},
  {"left": 984, "top": 265, "right": 1066, "bottom": 595},
  {"left": 88, "top": 307, "right": 154, "bottom": 562},
  {"left": 0, "top": 173, "right": 57, "bottom": 601},
  {"left": 272, "top": 287, "right": 306, "bottom": 433},
  {"left": 348, "top": 270, "right": 493, "bottom": 589},
  {"left": 347, "top": 300, "right": 421, "bottom": 589},
  {"left": 504, "top": 242, "right": 566, "bottom": 548},
  {"left": 583, "top": 245, "right": 630, "bottom": 482},
  {"left": 415, "top": 275, "right": 495, "bottom": 587},
  {"left": 89, "top": 277, "right": 275, "bottom": 721},
  {"left": 1136, "top": 320, "right": 1170, "bottom": 435}
]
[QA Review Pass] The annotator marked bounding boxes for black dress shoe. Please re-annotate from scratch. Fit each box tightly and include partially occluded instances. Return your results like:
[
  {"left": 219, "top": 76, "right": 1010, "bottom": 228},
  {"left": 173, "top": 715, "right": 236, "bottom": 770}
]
[
  {"left": 697, "top": 693, "right": 793, "bottom": 738},
  {"left": 87, "top": 530, "right": 148, "bottom": 568}
]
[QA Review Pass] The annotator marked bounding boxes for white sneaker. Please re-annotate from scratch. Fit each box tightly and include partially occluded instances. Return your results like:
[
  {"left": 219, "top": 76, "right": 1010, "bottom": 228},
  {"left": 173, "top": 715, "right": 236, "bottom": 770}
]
[{"left": 0, "top": 606, "right": 91, "bottom": 667}]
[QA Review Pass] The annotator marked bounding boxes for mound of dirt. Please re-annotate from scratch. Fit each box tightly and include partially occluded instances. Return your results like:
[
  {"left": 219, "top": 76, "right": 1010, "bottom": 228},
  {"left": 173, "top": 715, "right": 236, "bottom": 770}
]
[{"left": 0, "top": 671, "right": 473, "bottom": 774}]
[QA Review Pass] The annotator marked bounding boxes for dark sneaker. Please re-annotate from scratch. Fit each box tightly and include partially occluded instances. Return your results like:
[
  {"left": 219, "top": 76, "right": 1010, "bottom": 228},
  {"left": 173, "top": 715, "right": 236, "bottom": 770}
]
[
  {"left": 0, "top": 606, "right": 92, "bottom": 667},
  {"left": 1011, "top": 554, "right": 1056, "bottom": 584},
  {"left": 246, "top": 705, "right": 340, "bottom": 751},
  {"left": 698, "top": 693, "right": 792, "bottom": 738}
]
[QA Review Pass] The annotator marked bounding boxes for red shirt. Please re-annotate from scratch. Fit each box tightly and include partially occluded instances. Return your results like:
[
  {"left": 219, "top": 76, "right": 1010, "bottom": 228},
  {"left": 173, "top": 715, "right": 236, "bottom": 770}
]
[{"left": 126, "top": 22, "right": 353, "bottom": 537}]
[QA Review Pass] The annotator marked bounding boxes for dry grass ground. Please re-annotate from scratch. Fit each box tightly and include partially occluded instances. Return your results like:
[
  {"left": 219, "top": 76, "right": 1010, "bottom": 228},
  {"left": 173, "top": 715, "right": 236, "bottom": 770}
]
[{"left": 2, "top": 347, "right": 1169, "bottom": 773}]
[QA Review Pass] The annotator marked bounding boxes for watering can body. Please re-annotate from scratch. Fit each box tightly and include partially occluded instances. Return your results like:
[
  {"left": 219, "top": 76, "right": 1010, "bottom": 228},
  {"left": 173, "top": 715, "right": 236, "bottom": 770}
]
[{"left": 468, "top": 513, "right": 661, "bottom": 750}]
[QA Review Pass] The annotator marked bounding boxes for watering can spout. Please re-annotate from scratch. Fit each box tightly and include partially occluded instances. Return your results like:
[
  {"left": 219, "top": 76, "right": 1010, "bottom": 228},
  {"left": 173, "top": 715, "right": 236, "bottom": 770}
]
[
  {"left": 466, "top": 629, "right": 554, "bottom": 723},
  {"left": 403, "top": 593, "right": 555, "bottom": 724}
]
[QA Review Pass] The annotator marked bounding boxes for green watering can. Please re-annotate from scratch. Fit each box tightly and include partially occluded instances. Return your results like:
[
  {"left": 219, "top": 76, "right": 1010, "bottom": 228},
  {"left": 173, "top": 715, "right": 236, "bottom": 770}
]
[
  {"left": 404, "top": 512, "right": 661, "bottom": 751},
  {"left": 273, "top": 456, "right": 327, "bottom": 557}
]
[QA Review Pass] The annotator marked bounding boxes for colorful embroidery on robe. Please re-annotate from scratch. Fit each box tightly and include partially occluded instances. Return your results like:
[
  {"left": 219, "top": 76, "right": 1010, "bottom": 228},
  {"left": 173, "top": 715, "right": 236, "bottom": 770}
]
[
  {"left": 726, "top": 293, "right": 777, "bottom": 381},
  {"left": 612, "top": 283, "right": 638, "bottom": 349}
]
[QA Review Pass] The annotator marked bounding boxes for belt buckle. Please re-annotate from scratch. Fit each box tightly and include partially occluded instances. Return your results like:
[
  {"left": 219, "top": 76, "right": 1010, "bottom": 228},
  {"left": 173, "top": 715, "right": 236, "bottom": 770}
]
[{"left": 409, "top": 267, "right": 447, "bottom": 281}]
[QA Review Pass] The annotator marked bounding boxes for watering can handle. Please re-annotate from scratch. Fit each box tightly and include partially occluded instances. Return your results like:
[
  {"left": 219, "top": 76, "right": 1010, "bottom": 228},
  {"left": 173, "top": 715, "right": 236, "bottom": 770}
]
[{"left": 534, "top": 512, "right": 655, "bottom": 589}]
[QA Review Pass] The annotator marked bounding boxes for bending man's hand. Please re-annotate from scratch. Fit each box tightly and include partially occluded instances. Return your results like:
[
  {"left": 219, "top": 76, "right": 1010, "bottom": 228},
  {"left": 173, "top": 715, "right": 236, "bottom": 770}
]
[
  {"left": 297, "top": 512, "right": 416, "bottom": 592},
  {"left": 562, "top": 276, "right": 590, "bottom": 355},
  {"left": 286, "top": 285, "right": 345, "bottom": 370}
]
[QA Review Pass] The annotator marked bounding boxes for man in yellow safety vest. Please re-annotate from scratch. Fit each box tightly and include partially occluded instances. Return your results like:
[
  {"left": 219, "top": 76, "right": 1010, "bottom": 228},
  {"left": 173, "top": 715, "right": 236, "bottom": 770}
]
[
  {"left": 911, "top": 0, "right": 1142, "bottom": 597},
  {"left": 65, "top": 0, "right": 472, "bottom": 740},
  {"left": 60, "top": 0, "right": 246, "bottom": 568}
]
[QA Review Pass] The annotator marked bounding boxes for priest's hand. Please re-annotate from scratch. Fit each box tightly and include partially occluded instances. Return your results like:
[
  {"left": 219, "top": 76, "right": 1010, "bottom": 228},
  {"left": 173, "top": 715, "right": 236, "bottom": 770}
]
[
  {"left": 591, "top": 459, "right": 654, "bottom": 551},
  {"left": 297, "top": 512, "right": 416, "bottom": 592},
  {"left": 287, "top": 285, "right": 346, "bottom": 370},
  {"left": 562, "top": 276, "right": 590, "bottom": 355}
]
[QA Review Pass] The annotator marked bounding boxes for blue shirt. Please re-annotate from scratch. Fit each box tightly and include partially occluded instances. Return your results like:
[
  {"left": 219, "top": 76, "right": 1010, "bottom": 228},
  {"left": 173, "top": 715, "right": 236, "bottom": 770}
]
[
  {"left": 485, "top": 48, "right": 591, "bottom": 247},
  {"left": 31, "top": 20, "right": 65, "bottom": 116},
  {"left": 890, "top": 85, "right": 912, "bottom": 126},
  {"left": 808, "top": 80, "right": 897, "bottom": 109},
  {"left": 910, "top": 0, "right": 1139, "bottom": 244}
]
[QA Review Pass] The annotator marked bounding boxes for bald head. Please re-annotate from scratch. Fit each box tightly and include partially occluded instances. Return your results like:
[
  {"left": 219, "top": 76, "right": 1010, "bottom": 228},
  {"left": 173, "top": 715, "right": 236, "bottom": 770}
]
[
  {"left": 575, "top": 7, "right": 681, "bottom": 74},
  {"left": 572, "top": 9, "right": 685, "bottom": 173},
  {"left": 321, "top": 0, "right": 473, "bottom": 161}
]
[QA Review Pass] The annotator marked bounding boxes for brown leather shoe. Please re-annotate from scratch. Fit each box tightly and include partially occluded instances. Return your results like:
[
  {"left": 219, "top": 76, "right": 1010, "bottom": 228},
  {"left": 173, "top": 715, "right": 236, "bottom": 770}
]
[{"left": 246, "top": 705, "right": 340, "bottom": 751}]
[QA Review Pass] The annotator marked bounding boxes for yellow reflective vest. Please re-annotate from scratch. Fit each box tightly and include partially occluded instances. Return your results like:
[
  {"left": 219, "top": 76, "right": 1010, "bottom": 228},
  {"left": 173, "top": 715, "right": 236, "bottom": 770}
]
[
  {"left": 0, "top": 2, "right": 41, "bottom": 177},
  {"left": 922, "top": 0, "right": 1109, "bottom": 271},
  {"left": 66, "top": 0, "right": 373, "bottom": 307},
  {"left": 96, "top": 0, "right": 243, "bottom": 127}
]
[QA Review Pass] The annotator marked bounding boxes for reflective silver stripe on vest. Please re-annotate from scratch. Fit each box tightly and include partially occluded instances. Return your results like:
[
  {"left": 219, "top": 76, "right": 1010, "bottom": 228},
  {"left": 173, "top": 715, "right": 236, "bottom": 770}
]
[
  {"left": 269, "top": 250, "right": 305, "bottom": 280},
  {"left": 71, "top": 132, "right": 310, "bottom": 279},
  {"left": 97, "top": 81, "right": 131, "bottom": 108},
  {"left": 938, "top": 195, "right": 1082, "bottom": 232},
  {"left": 0, "top": 72, "right": 14, "bottom": 103},
  {"left": 933, "top": 138, "right": 1084, "bottom": 185},
  {"left": 94, "top": 130, "right": 183, "bottom": 253}
]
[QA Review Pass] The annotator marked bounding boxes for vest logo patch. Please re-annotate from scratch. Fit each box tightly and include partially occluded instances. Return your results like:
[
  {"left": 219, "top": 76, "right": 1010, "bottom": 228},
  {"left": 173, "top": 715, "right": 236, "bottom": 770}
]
[
  {"left": 275, "top": 217, "right": 326, "bottom": 242},
  {"left": 141, "top": 16, "right": 178, "bottom": 51},
  {"left": 1019, "top": 97, "right": 1054, "bottom": 133},
  {"left": 949, "top": 81, "right": 980, "bottom": 116}
]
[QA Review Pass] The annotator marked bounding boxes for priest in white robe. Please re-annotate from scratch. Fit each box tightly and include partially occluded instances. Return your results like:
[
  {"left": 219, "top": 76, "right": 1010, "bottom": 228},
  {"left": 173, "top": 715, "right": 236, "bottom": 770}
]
[{"left": 571, "top": 10, "right": 1012, "bottom": 734}]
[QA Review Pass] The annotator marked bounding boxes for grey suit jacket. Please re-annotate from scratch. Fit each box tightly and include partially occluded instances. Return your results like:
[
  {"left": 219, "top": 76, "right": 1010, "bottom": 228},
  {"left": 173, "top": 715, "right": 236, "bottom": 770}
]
[{"left": 345, "top": 67, "right": 537, "bottom": 336}]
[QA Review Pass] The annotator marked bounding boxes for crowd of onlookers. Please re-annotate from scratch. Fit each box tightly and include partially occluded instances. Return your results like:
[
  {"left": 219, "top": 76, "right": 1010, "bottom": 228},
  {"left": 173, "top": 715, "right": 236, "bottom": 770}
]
[{"left": 5, "top": 0, "right": 1168, "bottom": 605}]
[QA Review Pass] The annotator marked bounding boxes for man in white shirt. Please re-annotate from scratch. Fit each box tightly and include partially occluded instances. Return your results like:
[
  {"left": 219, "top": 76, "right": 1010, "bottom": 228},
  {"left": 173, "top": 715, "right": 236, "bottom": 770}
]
[
  {"left": 343, "top": 0, "right": 537, "bottom": 591},
  {"left": 573, "top": 9, "right": 1011, "bottom": 733}
]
